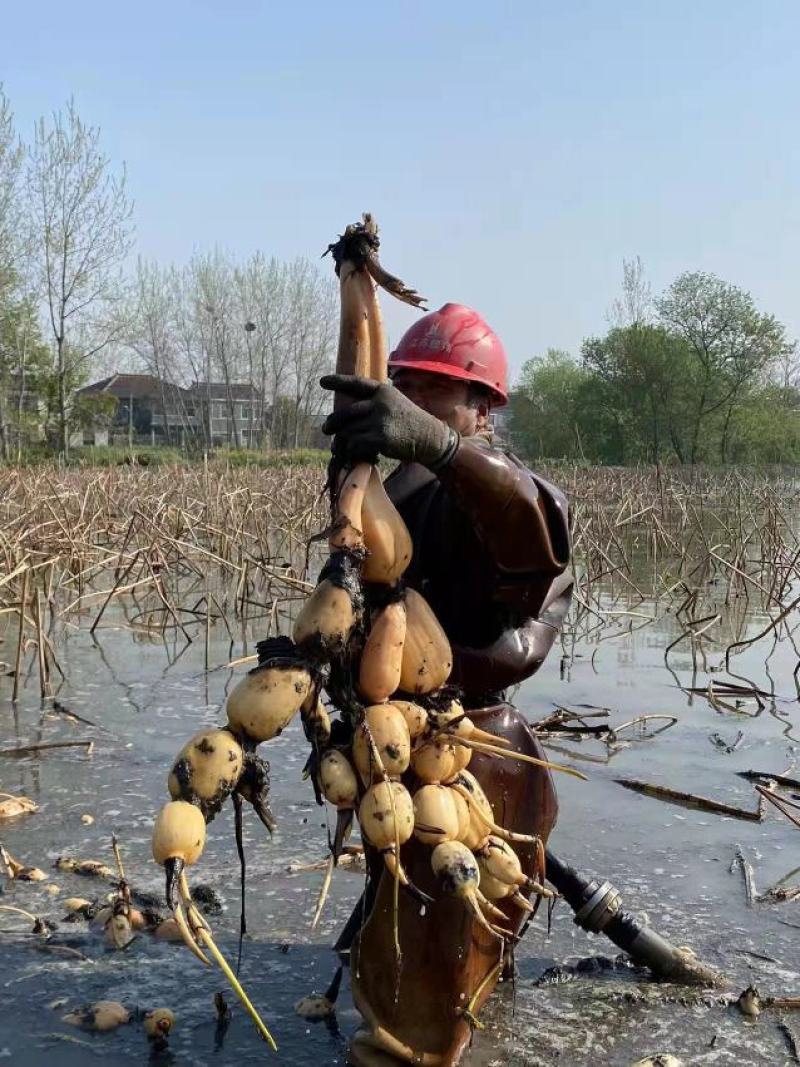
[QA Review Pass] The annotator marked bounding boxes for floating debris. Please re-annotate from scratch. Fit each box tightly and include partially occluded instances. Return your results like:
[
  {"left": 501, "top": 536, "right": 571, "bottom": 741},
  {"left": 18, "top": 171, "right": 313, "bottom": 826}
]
[
  {"left": 780, "top": 1021, "right": 800, "bottom": 1064},
  {"left": 154, "top": 917, "right": 184, "bottom": 942},
  {"left": 142, "top": 1007, "right": 176, "bottom": 1041},
  {"left": 214, "top": 991, "right": 232, "bottom": 1047},
  {"left": 0, "top": 739, "right": 94, "bottom": 757},
  {"left": 62, "top": 1001, "right": 131, "bottom": 1031},
  {"left": 730, "top": 845, "right": 757, "bottom": 906},
  {"left": 737, "top": 985, "right": 762, "bottom": 1018},
  {"left": 709, "top": 730, "right": 744, "bottom": 753},
  {"left": 294, "top": 967, "right": 342, "bottom": 1020},
  {"left": 55, "top": 857, "right": 115, "bottom": 879},
  {"left": 0, "top": 794, "right": 37, "bottom": 820},
  {"left": 1, "top": 844, "right": 48, "bottom": 881},
  {"left": 737, "top": 770, "right": 800, "bottom": 790},
  {"left": 190, "top": 883, "right": 223, "bottom": 915},
  {"left": 756, "top": 784, "right": 800, "bottom": 831},
  {"left": 104, "top": 908, "right": 135, "bottom": 950},
  {"left": 0, "top": 903, "right": 54, "bottom": 935},
  {"left": 35, "top": 942, "right": 88, "bottom": 961},
  {"left": 62, "top": 897, "right": 93, "bottom": 920},
  {"left": 286, "top": 848, "right": 364, "bottom": 874},
  {"left": 630, "top": 1057, "right": 683, "bottom": 1067}
]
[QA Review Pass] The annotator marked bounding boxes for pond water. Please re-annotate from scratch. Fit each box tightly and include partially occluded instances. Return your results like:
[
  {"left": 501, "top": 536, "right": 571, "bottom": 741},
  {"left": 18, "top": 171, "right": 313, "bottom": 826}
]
[{"left": 1, "top": 574, "right": 799, "bottom": 1066}]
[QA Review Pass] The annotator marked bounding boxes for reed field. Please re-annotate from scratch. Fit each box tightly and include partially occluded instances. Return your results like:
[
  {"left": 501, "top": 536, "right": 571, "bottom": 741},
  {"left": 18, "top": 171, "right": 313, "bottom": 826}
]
[{"left": 1, "top": 462, "right": 798, "bottom": 696}]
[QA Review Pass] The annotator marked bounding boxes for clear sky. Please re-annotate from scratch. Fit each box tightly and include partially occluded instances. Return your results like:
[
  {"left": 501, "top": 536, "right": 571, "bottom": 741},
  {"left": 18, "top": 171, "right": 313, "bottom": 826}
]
[{"left": 2, "top": 1, "right": 798, "bottom": 379}]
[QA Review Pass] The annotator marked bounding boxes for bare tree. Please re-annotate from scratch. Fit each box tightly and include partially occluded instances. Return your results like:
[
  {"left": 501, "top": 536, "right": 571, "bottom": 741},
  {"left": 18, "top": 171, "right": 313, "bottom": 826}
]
[
  {"left": 0, "top": 85, "right": 24, "bottom": 284},
  {"left": 284, "top": 258, "right": 336, "bottom": 446},
  {"left": 124, "top": 248, "right": 336, "bottom": 454},
  {"left": 26, "top": 99, "right": 133, "bottom": 456},
  {"left": 609, "top": 256, "right": 652, "bottom": 328},
  {"left": 126, "top": 258, "right": 197, "bottom": 446},
  {"left": 190, "top": 250, "right": 246, "bottom": 448},
  {"left": 235, "top": 254, "right": 276, "bottom": 446},
  {"left": 238, "top": 253, "right": 293, "bottom": 448},
  {"left": 774, "top": 340, "right": 799, "bottom": 392}
]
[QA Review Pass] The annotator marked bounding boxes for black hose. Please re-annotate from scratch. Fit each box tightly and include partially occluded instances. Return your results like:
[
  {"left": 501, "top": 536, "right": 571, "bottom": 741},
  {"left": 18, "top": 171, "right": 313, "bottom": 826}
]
[{"left": 544, "top": 848, "right": 728, "bottom": 988}]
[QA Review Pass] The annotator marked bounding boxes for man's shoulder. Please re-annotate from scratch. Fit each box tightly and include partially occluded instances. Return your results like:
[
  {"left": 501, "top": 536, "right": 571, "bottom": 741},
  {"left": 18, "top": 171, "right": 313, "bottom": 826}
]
[{"left": 502, "top": 448, "right": 570, "bottom": 511}]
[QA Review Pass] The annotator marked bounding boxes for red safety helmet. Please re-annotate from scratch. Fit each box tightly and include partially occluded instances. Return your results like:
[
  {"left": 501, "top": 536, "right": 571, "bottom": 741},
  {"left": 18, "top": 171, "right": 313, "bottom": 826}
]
[{"left": 388, "top": 303, "right": 508, "bottom": 406}]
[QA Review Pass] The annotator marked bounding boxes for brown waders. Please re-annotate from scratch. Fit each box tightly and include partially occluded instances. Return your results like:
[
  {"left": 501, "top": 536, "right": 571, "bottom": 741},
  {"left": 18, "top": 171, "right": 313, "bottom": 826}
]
[
  {"left": 346, "top": 705, "right": 558, "bottom": 1067},
  {"left": 344, "top": 440, "right": 570, "bottom": 1066}
]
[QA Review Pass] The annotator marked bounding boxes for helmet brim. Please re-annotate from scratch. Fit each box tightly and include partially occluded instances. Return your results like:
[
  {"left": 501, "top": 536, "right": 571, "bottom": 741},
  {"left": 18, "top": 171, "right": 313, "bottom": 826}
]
[{"left": 387, "top": 358, "right": 508, "bottom": 407}]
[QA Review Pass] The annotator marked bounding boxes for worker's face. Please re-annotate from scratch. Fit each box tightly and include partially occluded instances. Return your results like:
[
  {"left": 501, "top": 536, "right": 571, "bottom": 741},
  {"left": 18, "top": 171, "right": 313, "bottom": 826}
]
[{"left": 391, "top": 370, "right": 489, "bottom": 436}]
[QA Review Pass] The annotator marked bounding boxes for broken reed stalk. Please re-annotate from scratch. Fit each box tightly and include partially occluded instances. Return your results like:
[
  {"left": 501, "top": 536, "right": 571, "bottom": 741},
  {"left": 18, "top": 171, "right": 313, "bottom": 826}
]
[
  {"left": 737, "top": 770, "right": 800, "bottom": 790},
  {"left": 90, "top": 551, "right": 140, "bottom": 634},
  {"left": 615, "top": 777, "right": 765, "bottom": 821},
  {"left": 11, "top": 566, "right": 29, "bottom": 702},
  {"left": 778, "top": 1022, "right": 800, "bottom": 1064},
  {"left": 205, "top": 588, "right": 212, "bottom": 670},
  {"left": 111, "top": 834, "right": 126, "bottom": 882},
  {"left": 34, "top": 587, "right": 48, "bottom": 700},
  {"left": 730, "top": 845, "right": 757, "bottom": 906},
  {"left": 609, "top": 714, "right": 678, "bottom": 740},
  {"left": 0, "top": 739, "right": 94, "bottom": 757},
  {"left": 756, "top": 785, "right": 800, "bottom": 831}
]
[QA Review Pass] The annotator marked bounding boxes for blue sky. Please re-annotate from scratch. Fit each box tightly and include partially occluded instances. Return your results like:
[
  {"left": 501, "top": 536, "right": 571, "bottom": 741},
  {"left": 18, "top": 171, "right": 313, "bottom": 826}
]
[{"left": 2, "top": 1, "right": 798, "bottom": 378}]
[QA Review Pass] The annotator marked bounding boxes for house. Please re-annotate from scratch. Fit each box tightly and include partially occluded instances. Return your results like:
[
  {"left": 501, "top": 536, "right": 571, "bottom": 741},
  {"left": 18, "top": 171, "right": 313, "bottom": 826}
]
[
  {"left": 188, "top": 381, "right": 265, "bottom": 448},
  {"left": 75, "top": 374, "right": 198, "bottom": 446},
  {"left": 76, "top": 374, "right": 265, "bottom": 448}
]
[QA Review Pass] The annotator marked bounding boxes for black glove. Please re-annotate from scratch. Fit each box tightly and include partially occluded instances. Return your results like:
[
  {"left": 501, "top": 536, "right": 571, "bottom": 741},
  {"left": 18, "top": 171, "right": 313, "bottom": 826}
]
[{"left": 320, "top": 374, "right": 459, "bottom": 468}]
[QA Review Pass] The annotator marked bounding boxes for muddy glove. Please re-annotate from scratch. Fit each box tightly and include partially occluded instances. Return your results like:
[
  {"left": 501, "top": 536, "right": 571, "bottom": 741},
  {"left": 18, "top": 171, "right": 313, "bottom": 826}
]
[{"left": 320, "top": 374, "right": 459, "bottom": 468}]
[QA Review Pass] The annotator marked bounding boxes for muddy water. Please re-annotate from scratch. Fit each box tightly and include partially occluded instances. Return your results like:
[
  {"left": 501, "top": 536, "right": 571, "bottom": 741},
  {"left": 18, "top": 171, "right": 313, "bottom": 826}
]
[{"left": 1, "top": 586, "right": 799, "bottom": 1066}]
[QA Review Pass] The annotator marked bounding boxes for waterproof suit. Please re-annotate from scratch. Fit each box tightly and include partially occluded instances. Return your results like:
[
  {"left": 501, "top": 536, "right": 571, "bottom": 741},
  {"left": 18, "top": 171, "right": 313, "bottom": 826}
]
[{"left": 346, "top": 435, "right": 572, "bottom": 1067}]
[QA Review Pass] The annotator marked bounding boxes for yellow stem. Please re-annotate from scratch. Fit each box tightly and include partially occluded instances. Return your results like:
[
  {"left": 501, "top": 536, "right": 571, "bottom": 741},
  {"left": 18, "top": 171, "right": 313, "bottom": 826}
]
[
  {"left": 463, "top": 889, "right": 509, "bottom": 940},
  {"left": 173, "top": 901, "right": 211, "bottom": 966},
  {"left": 449, "top": 735, "right": 588, "bottom": 782},
  {"left": 311, "top": 855, "right": 335, "bottom": 929},
  {"left": 0, "top": 904, "right": 38, "bottom": 924},
  {"left": 196, "top": 925, "right": 278, "bottom": 1050},
  {"left": 111, "top": 835, "right": 126, "bottom": 882},
  {"left": 179, "top": 873, "right": 277, "bottom": 1052},
  {"left": 468, "top": 727, "right": 511, "bottom": 748},
  {"left": 462, "top": 957, "right": 504, "bottom": 1026}
]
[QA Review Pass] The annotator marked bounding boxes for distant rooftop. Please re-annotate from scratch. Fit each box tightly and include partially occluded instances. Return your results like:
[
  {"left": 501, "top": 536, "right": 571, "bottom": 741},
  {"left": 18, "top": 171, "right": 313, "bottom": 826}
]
[
  {"left": 189, "top": 381, "right": 262, "bottom": 401},
  {"left": 77, "top": 374, "right": 189, "bottom": 399},
  {"left": 77, "top": 374, "right": 263, "bottom": 402}
]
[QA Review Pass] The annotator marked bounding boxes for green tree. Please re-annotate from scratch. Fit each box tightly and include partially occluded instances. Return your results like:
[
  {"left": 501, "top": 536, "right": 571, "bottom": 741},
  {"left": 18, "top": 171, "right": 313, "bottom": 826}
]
[
  {"left": 510, "top": 349, "right": 592, "bottom": 460},
  {"left": 0, "top": 294, "right": 51, "bottom": 460},
  {"left": 723, "top": 383, "right": 800, "bottom": 464},
  {"left": 581, "top": 325, "right": 696, "bottom": 463},
  {"left": 656, "top": 272, "right": 790, "bottom": 463}
]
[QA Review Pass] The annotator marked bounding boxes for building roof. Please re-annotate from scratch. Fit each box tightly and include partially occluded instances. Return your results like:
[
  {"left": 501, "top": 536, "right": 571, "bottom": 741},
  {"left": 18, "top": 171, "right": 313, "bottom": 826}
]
[
  {"left": 78, "top": 374, "right": 263, "bottom": 404},
  {"left": 77, "top": 374, "right": 190, "bottom": 400},
  {"left": 189, "top": 381, "right": 262, "bottom": 401}
]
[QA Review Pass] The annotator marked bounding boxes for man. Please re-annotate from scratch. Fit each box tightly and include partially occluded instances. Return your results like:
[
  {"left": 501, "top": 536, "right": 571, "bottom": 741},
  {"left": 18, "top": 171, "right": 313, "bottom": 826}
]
[{"left": 321, "top": 303, "right": 572, "bottom": 1067}]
